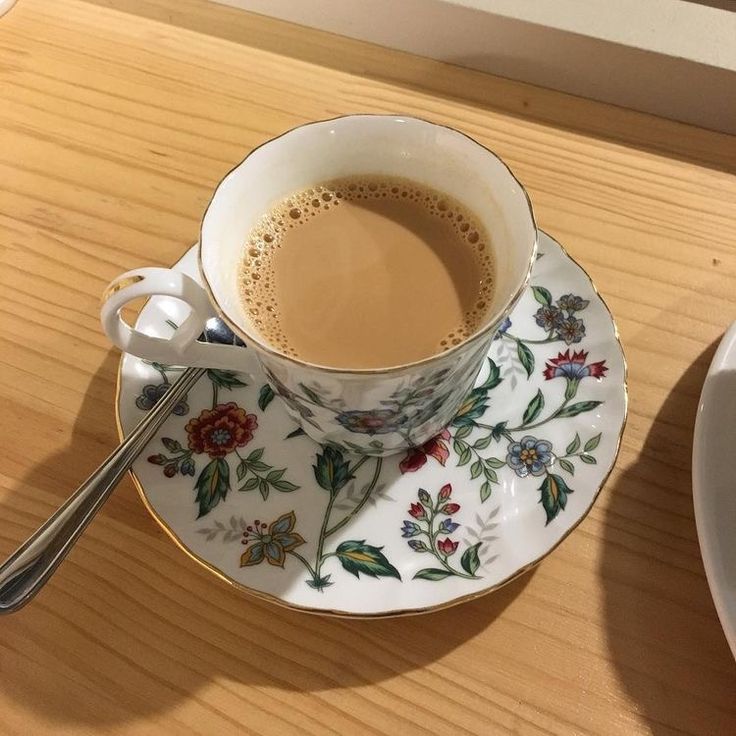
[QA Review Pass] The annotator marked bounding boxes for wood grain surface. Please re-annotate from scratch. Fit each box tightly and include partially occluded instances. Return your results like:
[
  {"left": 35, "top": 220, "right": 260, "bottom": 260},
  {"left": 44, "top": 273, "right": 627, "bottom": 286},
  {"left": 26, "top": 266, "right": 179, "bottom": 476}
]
[{"left": 1, "top": 1, "right": 736, "bottom": 733}]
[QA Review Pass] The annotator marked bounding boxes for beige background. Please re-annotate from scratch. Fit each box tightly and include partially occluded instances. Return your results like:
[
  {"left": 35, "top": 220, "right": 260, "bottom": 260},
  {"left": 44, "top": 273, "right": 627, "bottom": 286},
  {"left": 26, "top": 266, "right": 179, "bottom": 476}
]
[
  {"left": 1, "top": 1, "right": 735, "bottom": 734},
  {"left": 219, "top": 0, "right": 736, "bottom": 133}
]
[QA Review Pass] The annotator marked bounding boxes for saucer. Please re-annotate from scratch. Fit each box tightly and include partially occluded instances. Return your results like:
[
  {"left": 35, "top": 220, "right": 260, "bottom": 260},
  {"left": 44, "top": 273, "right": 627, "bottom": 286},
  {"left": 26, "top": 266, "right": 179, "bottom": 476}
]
[{"left": 116, "top": 231, "right": 627, "bottom": 617}]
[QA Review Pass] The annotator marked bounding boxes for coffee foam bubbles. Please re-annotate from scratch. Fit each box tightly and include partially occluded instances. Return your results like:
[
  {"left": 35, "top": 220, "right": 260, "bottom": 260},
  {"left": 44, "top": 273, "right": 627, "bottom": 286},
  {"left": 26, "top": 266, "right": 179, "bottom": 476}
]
[{"left": 239, "top": 176, "right": 495, "bottom": 359}]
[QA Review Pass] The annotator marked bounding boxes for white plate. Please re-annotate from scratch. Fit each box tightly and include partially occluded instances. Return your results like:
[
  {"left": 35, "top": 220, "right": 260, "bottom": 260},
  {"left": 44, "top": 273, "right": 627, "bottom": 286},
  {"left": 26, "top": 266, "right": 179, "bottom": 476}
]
[{"left": 693, "top": 322, "right": 736, "bottom": 658}]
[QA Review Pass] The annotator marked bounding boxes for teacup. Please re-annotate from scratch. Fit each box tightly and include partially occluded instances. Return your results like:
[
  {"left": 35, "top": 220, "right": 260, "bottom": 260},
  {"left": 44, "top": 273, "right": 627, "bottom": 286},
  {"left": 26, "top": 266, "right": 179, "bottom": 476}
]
[{"left": 101, "top": 115, "right": 537, "bottom": 455}]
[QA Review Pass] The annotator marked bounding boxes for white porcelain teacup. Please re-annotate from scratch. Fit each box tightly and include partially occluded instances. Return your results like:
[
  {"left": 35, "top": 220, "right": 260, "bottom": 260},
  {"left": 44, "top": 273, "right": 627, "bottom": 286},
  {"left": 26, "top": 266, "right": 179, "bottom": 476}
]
[{"left": 101, "top": 115, "right": 537, "bottom": 455}]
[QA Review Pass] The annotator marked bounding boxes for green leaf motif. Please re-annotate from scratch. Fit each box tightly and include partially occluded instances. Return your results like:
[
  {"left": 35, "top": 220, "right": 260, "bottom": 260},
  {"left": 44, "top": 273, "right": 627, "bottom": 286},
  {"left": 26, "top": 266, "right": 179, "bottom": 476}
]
[
  {"left": 259, "top": 478, "right": 269, "bottom": 500},
  {"left": 258, "top": 383, "right": 275, "bottom": 411},
  {"left": 580, "top": 454, "right": 597, "bottom": 464},
  {"left": 272, "top": 479, "right": 299, "bottom": 492},
  {"left": 584, "top": 433, "right": 602, "bottom": 452},
  {"left": 247, "top": 460, "right": 270, "bottom": 473},
  {"left": 483, "top": 464, "right": 498, "bottom": 483},
  {"left": 162, "top": 437, "right": 182, "bottom": 453},
  {"left": 477, "top": 358, "right": 502, "bottom": 391},
  {"left": 491, "top": 422, "right": 508, "bottom": 441},
  {"left": 313, "top": 445, "right": 354, "bottom": 495},
  {"left": 556, "top": 400, "right": 603, "bottom": 418},
  {"left": 566, "top": 433, "right": 581, "bottom": 454},
  {"left": 206, "top": 369, "right": 247, "bottom": 390},
  {"left": 305, "top": 574, "right": 333, "bottom": 591},
  {"left": 480, "top": 480, "right": 492, "bottom": 502},
  {"left": 335, "top": 540, "right": 401, "bottom": 580},
  {"left": 461, "top": 542, "right": 482, "bottom": 576},
  {"left": 517, "top": 341, "right": 535, "bottom": 379},
  {"left": 413, "top": 568, "right": 454, "bottom": 581},
  {"left": 532, "top": 286, "right": 552, "bottom": 306},
  {"left": 236, "top": 460, "right": 247, "bottom": 481},
  {"left": 539, "top": 473, "right": 573, "bottom": 525},
  {"left": 470, "top": 460, "right": 483, "bottom": 479},
  {"left": 486, "top": 457, "right": 506, "bottom": 469},
  {"left": 194, "top": 457, "right": 230, "bottom": 518},
  {"left": 455, "top": 425, "right": 473, "bottom": 441},
  {"left": 452, "top": 390, "right": 489, "bottom": 427},
  {"left": 286, "top": 427, "right": 307, "bottom": 439},
  {"left": 238, "top": 476, "right": 259, "bottom": 492},
  {"left": 453, "top": 439, "right": 472, "bottom": 467},
  {"left": 522, "top": 389, "right": 544, "bottom": 425},
  {"left": 473, "top": 435, "right": 492, "bottom": 450},
  {"left": 557, "top": 458, "right": 575, "bottom": 475}
]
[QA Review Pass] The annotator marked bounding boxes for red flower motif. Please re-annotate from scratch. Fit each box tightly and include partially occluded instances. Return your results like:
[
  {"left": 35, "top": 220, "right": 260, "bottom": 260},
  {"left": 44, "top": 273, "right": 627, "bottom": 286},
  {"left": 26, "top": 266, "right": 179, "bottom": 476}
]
[
  {"left": 543, "top": 350, "right": 607, "bottom": 381},
  {"left": 437, "top": 538, "right": 459, "bottom": 556},
  {"left": 399, "top": 428, "right": 451, "bottom": 473},
  {"left": 408, "top": 502, "right": 426, "bottom": 520},
  {"left": 185, "top": 402, "right": 258, "bottom": 458},
  {"left": 440, "top": 502, "right": 460, "bottom": 515},
  {"left": 438, "top": 483, "right": 452, "bottom": 500}
]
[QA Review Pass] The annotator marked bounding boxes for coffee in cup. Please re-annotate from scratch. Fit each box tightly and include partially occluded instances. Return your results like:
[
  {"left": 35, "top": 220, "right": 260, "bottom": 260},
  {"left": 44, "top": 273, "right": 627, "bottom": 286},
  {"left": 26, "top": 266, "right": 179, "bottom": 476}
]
[{"left": 239, "top": 175, "right": 495, "bottom": 369}]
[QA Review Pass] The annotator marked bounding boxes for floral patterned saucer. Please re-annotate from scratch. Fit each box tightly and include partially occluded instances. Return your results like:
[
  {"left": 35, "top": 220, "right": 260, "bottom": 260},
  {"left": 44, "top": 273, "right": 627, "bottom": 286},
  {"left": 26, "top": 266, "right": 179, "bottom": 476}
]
[{"left": 116, "top": 232, "right": 627, "bottom": 617}]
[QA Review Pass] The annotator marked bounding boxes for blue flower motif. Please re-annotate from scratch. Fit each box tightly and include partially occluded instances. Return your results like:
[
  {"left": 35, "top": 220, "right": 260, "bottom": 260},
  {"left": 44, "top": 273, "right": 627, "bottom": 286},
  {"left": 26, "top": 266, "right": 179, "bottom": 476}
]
[
  {"left": 438, "top": 518, "right": 460, "bottom": 534},
  {"left": 401, "top": 520, "right": 421, "bottom": 538},
  {"left": 136, "top": 382, "right": 189, "bottom": 416},
  {"left": 408, "top": 539, "right": 429, "bottom": 552},
  {"left": 493, "top": 316, "right": 512, "bottom": 340},
  {"left": 557, "top": 316, "right": 586, "bottom": 345},
  {"left": 506, "top": 435, "right": 553, "bottom": 477},
  {"left": 534, "top": 305, "right": 564, "bottom": 332},
  {"left": 557, "top": 294, "right": 589, "bottom": 314},
  {"left": 180, "top": 458, "right": 195, "bottom": 477}
]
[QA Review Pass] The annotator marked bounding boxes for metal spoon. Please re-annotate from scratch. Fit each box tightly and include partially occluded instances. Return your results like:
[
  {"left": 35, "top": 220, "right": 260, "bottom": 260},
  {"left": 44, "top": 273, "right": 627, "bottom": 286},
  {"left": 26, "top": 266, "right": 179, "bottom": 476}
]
[{"left": 0, "top": 318, "right": 243, "bottom": 614}]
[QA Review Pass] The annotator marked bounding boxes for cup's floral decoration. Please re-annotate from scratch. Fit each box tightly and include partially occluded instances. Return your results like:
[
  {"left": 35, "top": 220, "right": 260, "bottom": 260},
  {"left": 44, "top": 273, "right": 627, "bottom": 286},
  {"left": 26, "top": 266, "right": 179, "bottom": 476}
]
[
  {"left": 146, "top": 367, "right": 300, "bottom": 518},
  {"left": 261, "top": 365, "right": 459, "bottom": 454},
  {"left": 399, "top": 285, "right": 608, "bottom": 524},
  {"left": 261, "top": 367, "right": 321, "bottom": 431},
  {"left": 402, "top": 483, "right": 482, "bottom": 580},
  {"left": 336, "top": 408, "right": 407, "bottom": 436}
]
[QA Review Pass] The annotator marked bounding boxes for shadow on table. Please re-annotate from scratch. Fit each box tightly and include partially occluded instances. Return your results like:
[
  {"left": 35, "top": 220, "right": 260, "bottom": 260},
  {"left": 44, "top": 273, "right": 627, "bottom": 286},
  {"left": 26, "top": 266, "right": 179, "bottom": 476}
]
[
  {"left": 0, "top": 350, "right": 532, "bottom": 729},
  {"left": 601, "top": 341, "right": 736, "bottom": 734}
]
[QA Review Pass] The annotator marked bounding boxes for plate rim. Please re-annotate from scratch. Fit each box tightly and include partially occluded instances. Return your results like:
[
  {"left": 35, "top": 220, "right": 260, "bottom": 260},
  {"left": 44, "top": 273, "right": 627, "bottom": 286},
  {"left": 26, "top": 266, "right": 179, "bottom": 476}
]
[
  {"left": 692, "top": 322, "right": 736, "bottom": 658},
  {"left": 114, "top": 230, "right": 629, "bottom": 618}
]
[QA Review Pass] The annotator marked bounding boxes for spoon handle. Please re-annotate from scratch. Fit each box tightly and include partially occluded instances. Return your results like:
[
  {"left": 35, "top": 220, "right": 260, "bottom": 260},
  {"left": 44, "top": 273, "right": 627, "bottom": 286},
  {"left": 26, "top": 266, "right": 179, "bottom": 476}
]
[{"left": 0, "top": 366, "right": 206, "bottom": 614}]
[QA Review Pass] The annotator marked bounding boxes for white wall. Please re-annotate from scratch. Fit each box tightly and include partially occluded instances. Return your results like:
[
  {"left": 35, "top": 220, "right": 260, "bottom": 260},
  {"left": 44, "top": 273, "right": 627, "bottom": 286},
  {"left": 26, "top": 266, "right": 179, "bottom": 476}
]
[{"left": 213, "top": 0, "right": 736, "bottom": 134}]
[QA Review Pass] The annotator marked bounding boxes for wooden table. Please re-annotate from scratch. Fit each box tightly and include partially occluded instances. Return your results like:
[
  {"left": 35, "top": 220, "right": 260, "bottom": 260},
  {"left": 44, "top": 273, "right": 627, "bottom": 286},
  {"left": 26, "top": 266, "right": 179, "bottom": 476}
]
[{"left": 1, "top": 1, "right": 735, "bottom": 733}]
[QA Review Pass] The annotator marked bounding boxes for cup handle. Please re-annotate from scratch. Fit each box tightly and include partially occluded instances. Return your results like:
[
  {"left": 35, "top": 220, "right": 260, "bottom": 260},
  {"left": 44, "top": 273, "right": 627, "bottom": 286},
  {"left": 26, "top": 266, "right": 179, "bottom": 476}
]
[{"left": 100, "top": 267, "right": 258, "bottom": 372}]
